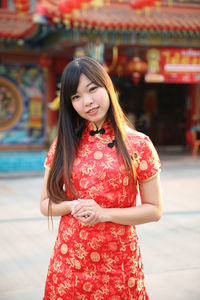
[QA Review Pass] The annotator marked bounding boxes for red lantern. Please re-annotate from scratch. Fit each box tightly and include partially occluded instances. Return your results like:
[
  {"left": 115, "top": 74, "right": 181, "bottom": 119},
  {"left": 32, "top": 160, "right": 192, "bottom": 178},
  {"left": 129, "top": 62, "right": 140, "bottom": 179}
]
[
  {"left": 16, "top": 3, "right": 30, "bottom": 12},
  {"left": 127, "top": 57, "right": 147, "bottom": 73},
  {"left": 145, "top": 0, "right": 155, "bottom": 6},
  {"left": 129, "top": 0, "right": 146, "bottom": 10},
  {"left": 58, "top": 0, "right": 73, "bottom": 14},
  {"left": 71, "top": 0, "right": 82, "bottom": 10},
  {"left": 15, "top": 0, "right": 30, "bottom": 13}
]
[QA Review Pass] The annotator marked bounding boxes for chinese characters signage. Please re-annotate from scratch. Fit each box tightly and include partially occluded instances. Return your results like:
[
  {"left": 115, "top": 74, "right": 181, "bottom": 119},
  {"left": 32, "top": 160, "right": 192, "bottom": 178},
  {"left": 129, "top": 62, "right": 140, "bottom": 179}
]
[{"left": 145, "top": 48, "right": 200, "bottom": 83}]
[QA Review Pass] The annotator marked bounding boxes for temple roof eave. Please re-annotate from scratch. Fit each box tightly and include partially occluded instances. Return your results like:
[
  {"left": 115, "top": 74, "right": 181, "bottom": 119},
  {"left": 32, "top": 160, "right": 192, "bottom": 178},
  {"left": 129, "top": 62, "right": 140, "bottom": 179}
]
[{"left": 0, "top": 2, "right": 200, "bottom": 50}]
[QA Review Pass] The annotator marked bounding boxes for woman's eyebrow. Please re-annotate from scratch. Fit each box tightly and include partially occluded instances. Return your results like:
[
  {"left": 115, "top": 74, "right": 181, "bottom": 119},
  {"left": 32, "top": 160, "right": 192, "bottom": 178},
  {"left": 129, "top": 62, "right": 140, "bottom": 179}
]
[
  {"left": 86, "top": 82, "right": 94, "bottom": 87},
  {"left": 75, "top": 82, "right": 94, "bottom": 95}
]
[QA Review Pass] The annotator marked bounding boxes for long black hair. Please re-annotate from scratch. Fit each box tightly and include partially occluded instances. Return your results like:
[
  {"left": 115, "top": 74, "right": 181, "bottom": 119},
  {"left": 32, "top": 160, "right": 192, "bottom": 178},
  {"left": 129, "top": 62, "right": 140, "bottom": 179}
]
[{"left": 47, "top": 56, "right": 136, "bottom": 209}]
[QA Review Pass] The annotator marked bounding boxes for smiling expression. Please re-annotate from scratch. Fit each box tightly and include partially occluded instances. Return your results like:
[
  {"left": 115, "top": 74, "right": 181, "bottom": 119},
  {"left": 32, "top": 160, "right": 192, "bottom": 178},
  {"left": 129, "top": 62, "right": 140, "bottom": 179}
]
[{"left": 71, "top": 74, "right": 110, "bottom": 129}]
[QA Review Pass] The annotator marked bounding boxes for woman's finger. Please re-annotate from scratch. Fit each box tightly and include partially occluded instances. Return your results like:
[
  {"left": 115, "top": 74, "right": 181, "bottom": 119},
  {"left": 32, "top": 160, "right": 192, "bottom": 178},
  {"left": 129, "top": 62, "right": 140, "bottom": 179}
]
[
  {"left": 86, "top": 212, "right": 95, "bottom": 220},
  {"left": 72, "top": 204, "right": 88, "bottom": 215},
  {"left": 73, "top": 202, "right": 97, "bottom": 215},
  {"left": 73, "top": 206, "right": 91, "bottom": 216},
  {"left": 72, "top": 199, "right": 99, "bottom": 214},
  {"left": 74, "top": 211, "right": 93, "bottom": 222},
  {"left": 71, "top": 204, "right": 81, "bottom": 215},
  {"left": 85, "top": 212, "right": 99, "bottom": 226},
  {"left": 76, "top": 211, "right": 91, "bottom": 218}
]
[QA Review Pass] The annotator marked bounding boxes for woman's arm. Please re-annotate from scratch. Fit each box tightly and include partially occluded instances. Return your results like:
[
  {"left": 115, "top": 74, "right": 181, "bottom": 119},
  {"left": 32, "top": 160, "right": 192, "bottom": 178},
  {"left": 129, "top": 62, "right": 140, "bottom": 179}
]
[
  {"left": 72, "top": 174, "right": 163, "bottom": 226},
  {"left": 40, "top": 168, "right": 77, "bottom": 217}
]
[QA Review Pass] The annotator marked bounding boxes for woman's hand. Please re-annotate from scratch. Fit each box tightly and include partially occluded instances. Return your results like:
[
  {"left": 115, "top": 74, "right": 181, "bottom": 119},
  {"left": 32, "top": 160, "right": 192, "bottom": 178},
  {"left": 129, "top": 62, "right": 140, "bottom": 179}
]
[
  {"left": 71, "top": 199, "right": 106, "bottom": 226},
  {"left": 68, "top": 199, "right": 79, "bottom": 213}
]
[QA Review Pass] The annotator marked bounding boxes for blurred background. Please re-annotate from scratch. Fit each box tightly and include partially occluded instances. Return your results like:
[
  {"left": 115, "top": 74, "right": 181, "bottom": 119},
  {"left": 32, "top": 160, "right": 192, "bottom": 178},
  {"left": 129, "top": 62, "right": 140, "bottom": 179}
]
[
  {"left": 0, "top": 0, "right": 200, "bottom": 299},
  {"left": 0, "top": 0, "right": 200, "bottom": 168}
]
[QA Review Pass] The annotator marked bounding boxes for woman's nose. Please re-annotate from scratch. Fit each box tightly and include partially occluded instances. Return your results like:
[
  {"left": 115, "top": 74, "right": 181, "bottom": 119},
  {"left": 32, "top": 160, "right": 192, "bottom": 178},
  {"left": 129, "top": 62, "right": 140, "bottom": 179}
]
[{"left": 83, "top": 94, "right": 93, "bottom": 106}]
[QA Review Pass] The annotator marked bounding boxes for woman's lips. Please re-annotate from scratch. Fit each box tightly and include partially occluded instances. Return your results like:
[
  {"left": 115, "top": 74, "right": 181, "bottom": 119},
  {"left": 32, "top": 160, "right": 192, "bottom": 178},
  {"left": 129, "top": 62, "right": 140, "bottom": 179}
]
[{"left": 87, "top": 107, "right": 99, "bottom": 116}]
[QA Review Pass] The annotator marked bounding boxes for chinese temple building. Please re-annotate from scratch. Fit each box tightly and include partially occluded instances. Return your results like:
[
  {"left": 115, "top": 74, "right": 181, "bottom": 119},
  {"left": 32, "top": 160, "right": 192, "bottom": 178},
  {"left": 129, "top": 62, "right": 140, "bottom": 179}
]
[{"left": 0, "top": 0, "right": 200, "bottom": 162}]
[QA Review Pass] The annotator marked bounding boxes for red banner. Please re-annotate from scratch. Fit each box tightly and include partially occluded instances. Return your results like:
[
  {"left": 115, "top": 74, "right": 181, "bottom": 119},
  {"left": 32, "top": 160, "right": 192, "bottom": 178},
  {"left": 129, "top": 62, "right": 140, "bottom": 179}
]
[{"left": 145, "top": 48, "right": 200, "bottom": 83}]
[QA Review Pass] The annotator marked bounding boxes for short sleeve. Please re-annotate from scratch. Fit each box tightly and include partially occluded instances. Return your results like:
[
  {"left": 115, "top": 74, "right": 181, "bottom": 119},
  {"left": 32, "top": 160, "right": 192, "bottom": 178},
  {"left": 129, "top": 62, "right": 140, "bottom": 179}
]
[
  {"left": 44, "top": 137, "right": 57, "bottom": 169},
  {"left": 136, "top": 136, "right": 161, "bottom": 182}
]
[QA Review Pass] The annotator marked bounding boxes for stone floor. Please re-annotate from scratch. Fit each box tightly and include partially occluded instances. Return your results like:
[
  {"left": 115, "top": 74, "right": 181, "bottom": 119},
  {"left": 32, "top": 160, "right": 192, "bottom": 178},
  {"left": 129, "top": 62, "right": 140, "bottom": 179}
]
[{"left": 0, "top": 154, "right": 200, "bottom": 299}]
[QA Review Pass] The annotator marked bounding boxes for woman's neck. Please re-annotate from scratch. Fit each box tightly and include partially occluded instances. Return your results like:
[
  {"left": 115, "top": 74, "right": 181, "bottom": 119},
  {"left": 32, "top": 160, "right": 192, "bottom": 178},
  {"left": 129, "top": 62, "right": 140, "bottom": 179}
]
[{"left": 92, "top": 117, "right": 108, "bottom": 130}]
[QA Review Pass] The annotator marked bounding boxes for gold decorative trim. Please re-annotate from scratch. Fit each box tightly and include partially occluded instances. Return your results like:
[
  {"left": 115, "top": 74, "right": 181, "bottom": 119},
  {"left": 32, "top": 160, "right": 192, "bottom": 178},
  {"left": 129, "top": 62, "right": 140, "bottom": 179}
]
[{"left": 139, "top": 170, "right": 161, "bottom": 183}]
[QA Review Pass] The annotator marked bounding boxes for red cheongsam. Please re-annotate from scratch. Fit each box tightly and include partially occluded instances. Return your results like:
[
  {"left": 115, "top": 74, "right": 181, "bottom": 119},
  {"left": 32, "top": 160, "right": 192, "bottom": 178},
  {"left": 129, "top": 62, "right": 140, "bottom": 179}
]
[{"left": 43, "top": 120, "right": 161, "bottom": 300}]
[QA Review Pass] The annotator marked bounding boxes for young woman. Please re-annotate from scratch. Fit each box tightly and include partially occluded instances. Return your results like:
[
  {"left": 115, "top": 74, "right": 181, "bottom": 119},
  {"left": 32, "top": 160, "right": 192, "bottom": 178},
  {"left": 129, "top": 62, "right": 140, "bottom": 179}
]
[{"left": 40, "top": 56, "right": 163, "bottom": 300}]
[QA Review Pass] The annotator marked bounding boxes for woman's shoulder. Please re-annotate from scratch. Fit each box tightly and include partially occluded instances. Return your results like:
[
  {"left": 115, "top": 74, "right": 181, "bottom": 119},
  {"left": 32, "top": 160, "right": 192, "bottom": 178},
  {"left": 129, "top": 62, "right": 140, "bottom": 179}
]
[
  {"left": 125, "top": 125, "right": 158, "bottom": 156},
  {"left": 125, "top": 125, "right": 149, "bottom": 145}
]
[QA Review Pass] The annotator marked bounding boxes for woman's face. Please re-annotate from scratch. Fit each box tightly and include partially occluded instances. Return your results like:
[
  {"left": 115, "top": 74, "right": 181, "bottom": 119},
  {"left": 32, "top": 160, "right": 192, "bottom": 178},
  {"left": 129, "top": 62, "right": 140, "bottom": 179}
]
[{"left": 71, "top": 74, "right": 110, "bottom": 128}]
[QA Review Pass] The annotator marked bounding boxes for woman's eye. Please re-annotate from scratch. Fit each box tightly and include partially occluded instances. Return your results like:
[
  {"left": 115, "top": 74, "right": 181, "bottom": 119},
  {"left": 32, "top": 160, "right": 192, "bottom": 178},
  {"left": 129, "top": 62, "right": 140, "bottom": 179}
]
[
  {"left": 89, "top": 86, "right": 97, "bottom": 92},
  {"left": 71, "top": 95, "right": 79, "bottom": 101}
]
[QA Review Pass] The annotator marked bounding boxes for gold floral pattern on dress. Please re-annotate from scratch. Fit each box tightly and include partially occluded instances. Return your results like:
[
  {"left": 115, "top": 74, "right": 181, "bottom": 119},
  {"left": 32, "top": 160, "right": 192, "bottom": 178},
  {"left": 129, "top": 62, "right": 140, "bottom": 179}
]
[
  {"left": 128, "top": 277, "right": 136, "bottom": 288},
  {"left": 94, "top": 151, "right": 103, "bottom": 160},
  {"left": 108, "top": 242, "right": 118, "bottom": 251},
  {"left": 90, "top": 252, "right": 100, "bottom": 262},
  {"left": 88, "top": 236, "right": 104, "bottom": 250},
  {"left": 96, "top": 223, "right": 106, "bottom": 231},
  {"left": 102, "top": 274, "right": 110, "bottom": 284},
  {"left": 60, "top": 243, "right": 68, "bottom": 254},
  {"left": 123, "top": 176, "right": 129, "bottom": 186},
  {"left": 139, "top": 160, "right": 148, "bottom": 171},
  {"left": 43, "top": 120, "right": 161, "bottom": 299},
  {"left": 52, "top": 274, "right": 58, "bottom": 284},
  {"left": 79, "top": 177, "right": 89, "bottom": 189},
  {"left": 83, "top": 282, "right": 93, "bottom": 292},
  {"left": 96, "top": 139, "right": 106, "bottom": 150},
  {"left": 74, "top": 259, "right": 81, "bottom": 270},
  {"left": 79, "top": 230, "right": 89, "bottom": 240}
]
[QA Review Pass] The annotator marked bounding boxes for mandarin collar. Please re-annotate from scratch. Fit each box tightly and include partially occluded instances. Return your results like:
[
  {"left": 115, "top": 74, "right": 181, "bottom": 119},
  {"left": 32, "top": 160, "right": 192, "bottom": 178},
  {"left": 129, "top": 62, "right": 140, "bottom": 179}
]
[{"left": 86, "top": 119, "right": 114, "bottom": 137}]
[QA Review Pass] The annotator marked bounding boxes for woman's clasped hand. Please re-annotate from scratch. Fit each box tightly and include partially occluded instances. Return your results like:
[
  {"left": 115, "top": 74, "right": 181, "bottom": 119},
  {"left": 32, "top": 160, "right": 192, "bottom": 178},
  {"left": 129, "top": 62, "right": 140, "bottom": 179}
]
[{"left": 70, "top": 199, "right": 106, "bottom": 226}]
